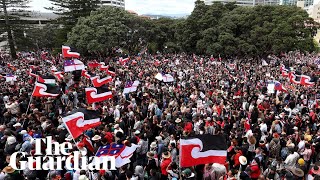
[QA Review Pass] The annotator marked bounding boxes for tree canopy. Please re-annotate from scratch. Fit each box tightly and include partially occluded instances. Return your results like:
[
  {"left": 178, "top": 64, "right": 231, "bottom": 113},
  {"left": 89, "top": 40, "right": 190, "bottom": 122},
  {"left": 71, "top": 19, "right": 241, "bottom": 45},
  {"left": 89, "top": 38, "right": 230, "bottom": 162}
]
[
  {"left": 44, "top": 1, "right": 320, "bottom": 57},
  {"left": 0, "top": 0, "right": 30, "bottom": 58}
]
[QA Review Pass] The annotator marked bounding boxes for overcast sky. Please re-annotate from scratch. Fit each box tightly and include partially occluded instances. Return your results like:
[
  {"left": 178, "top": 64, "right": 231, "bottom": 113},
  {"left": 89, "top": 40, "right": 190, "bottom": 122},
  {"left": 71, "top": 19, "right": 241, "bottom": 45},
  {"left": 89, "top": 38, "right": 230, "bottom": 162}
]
[{"left": 29, "top": 0, "right": 196, "bottom": 15}]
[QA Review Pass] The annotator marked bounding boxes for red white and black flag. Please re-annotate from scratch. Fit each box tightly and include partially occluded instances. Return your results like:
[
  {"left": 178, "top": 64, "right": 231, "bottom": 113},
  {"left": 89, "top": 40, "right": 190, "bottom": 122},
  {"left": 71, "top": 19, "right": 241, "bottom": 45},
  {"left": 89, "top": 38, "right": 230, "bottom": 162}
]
[
  {"left": 37, "top": 75, "right": 56, "bottom": 84},
  {"left": 32, "top": 82, "right": 60, "bottom": 97},
  {"left": 62, "top": 45, "right": 80, "bottom": 58},
  {"left": 91, "top": 76, "right": 113, "bottom": 87},
  {"left": 62, "top": 108, "right": 101, "bottom": 139},
  {"left": 300, "top": 75, "right": 315, "bottom": 86},
  {"left": 85, "top": 87, "right": 113, "bottom": 104},
  {"left": 106, "top": 66, "right": 116, "bottom": 76},
  {"left": 179, "top": 134, "right": 227, "bottom": 167},
  {"left": 81, "top": 69, "right": 91, "bottom": 79}
]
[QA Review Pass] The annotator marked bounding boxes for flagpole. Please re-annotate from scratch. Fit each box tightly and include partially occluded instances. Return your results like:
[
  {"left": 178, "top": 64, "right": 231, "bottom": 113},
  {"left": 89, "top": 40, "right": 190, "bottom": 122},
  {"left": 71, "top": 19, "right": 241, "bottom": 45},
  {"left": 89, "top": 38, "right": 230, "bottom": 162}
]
[
  {"left": 61, "top": 117, "right": 81, "bottom": 152},
  {"left": 26, "top": 82, "right": 37, "bottom": 114}
]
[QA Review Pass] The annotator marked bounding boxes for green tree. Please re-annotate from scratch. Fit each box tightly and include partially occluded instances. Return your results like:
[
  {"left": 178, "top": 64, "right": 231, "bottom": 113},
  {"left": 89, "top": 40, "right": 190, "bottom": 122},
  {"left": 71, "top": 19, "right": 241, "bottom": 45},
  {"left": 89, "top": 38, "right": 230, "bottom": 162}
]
[
  {"left": 67, "top": 6, "right": 154, "bottom": 55},
  {"left": 0, "top": 0, "right": 30, "bottom": 59},
  {"left": 46, "top": 0, "right": 100, "bottom": 45}
]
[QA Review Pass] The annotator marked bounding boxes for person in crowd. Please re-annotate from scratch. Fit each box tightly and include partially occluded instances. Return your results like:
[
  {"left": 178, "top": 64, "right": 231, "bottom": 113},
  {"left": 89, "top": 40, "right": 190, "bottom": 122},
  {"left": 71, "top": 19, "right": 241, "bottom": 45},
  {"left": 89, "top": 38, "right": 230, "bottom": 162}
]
[{"left": 0, "top": 50, "right": 320, "bottom": 180}]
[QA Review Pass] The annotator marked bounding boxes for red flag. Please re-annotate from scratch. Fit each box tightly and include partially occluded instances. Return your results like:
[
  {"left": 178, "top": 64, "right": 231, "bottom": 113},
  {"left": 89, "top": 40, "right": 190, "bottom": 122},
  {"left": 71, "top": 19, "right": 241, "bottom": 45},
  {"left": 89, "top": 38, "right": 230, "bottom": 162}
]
[
  {"left": 119, "top": 57, "right": 130, "bottom": 65},
  {"left": 62, "top": 46, "right": 80, "bottom": 58},
  {"left": 85, "top": 87, "right": 113, "bottom": 104},
  {"left": 180, "top": 135, "right": 227, "bottom": 167},
  {"left": 300, "top": 75, "right": 315, "bottom": 86},
  {"left": 32, "top": 83, "right": 60, "bottom": 97},
  {"left": 88, "top": 61, "right": 101, "bottom": 68},
  {"left": 62, "top": 108, "right": 101, "bottom": 139},
  {"left": 91, "top": 76, "right": 113, "bottom": 87},
  {"left": 81, "top": 70, "right": 91, "bottom": 79},
  {"left": 82, "top": 135, "right": 94, "bottom": 154}
]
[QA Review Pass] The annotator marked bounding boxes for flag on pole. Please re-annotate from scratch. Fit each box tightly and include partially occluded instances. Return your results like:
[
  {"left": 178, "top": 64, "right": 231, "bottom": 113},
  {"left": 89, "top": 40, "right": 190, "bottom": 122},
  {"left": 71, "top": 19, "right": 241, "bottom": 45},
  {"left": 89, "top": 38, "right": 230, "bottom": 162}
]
[
  {"left": 91, "top": 76, "right": 113, "bottom": 87},
  {"left": 81, "top": 70, "right": 91, "bottom": 79},
  {"left": 123, "top": 81, "right": 140, "bottom": 94},
  {"left": 99, "top": 63, "right": 109, "bottom": 71},
  {"left": 95, "top": 144, "right": 139, "bottom": 168},
  {"left": 5, "top": 74, "right": 17, "bottom": 82},
  {"left": 155, "top": 73, "right": 174, "bottom": 82},
  {"left": 64, "top": 59, "right": 85, "bottom": 72},
  {"left": 37, "top": 75, "right": 56, "bottom": 84},
  {"left": 62, "top": 108, "right": 101, "bottom": 139},
  {"left": 119, "top": 57, "right": 130, "bottom": 65},
  {"left": 179, "top": 135, "right": 227, "bottom": 167},
  {"left": 62, "top": 46, "right": 80, "bottom": 58},
  {"left": 53, "top": 72, "right": 64, "bottom": 81},
  {"left": 274, "top": 81, "right": 287, "bottom": 92},
  {"left": 88, "top": 61, "right": 101, "bottom": 68},
  {"left": 85, "top": 87, "right": 113, "bottom": 104},
  {"left": 106, "top": 67, "right": 116, "bottom": 76},
  {"left": 300, "top": 75, "right": 315, "bottom": 86},
  {"left": 27, "top": 69, "right": 38, "bottom": 78},
  {"left": 32, "top": 82, "right": 60, "bottom": 97}
]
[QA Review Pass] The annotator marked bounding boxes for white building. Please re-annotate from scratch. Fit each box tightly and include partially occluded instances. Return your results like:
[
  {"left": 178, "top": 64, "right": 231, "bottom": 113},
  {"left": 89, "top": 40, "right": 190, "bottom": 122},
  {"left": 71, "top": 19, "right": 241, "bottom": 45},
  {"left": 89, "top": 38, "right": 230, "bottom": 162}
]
[
  {"left": 101, "top": 0, "right": 125, "bottom": 8},
  {"left": 202, "top": 0, "right": 280, "bottom": 6}
]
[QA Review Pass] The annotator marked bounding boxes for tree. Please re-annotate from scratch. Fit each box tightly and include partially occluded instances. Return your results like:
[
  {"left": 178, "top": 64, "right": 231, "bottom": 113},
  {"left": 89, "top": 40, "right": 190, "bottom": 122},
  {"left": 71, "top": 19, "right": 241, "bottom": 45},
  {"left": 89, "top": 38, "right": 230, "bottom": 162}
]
[
  {"left": 46, "top": 0, "right": 100, "bottom": 45},
  {"left": 67, "top": 6, "right": 154, "bottom": 55},
  {"left": 0, "top": 0, "right": 30, "bottom": 59}
]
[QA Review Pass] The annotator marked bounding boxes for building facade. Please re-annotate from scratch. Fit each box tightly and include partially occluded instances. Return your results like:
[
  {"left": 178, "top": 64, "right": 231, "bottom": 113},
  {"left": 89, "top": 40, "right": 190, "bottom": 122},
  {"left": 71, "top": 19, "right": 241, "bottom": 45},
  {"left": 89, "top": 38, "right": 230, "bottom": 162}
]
[
  {"left": 282, "top": 0, "right": 313, "bottom": 7},
  {"left": 100, "top": 0, "right": 125, "bottom": 9},
  {"left": 202, "top": 0, "right": 280, "bottom": 6}
]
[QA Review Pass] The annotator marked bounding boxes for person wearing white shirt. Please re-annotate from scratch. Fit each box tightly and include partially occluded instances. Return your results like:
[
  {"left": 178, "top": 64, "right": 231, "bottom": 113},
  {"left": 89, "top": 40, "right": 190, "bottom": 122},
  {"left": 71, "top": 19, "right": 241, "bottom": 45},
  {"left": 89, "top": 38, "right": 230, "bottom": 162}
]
[
  {"left": 285, "top": 151, "right": 300, "bottom": 167},
  {"left": 297, "top": 138, "right": 306, "bottom": 153},
  {"left": 259, "top": 121, "right": 268, "bottom": 134},
  {"left": 114, "top": 106, "right": 120, "bottom": 119}
]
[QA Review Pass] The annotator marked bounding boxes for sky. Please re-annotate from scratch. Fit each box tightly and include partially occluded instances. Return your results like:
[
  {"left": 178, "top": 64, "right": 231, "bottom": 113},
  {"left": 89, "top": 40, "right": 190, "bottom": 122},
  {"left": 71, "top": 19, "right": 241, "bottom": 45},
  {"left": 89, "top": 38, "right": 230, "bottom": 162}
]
[{"left": 29, "top": 0, "right": 196, "bottom": 15}]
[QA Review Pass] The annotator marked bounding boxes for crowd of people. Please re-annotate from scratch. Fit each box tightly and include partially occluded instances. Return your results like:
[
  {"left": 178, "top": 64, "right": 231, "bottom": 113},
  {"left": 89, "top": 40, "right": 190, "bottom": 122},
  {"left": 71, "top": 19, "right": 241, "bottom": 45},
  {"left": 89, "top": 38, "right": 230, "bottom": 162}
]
[{"left": 0, "top": 50, "right": 319, "bottom": 180}]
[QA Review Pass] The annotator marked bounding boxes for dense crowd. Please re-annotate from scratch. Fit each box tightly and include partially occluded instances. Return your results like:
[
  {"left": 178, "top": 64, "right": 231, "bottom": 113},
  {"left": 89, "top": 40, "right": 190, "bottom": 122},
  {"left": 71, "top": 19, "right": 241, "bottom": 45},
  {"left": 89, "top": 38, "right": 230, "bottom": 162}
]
[{"left": 0, "top": 51, "right": 319, "bottom": 180}]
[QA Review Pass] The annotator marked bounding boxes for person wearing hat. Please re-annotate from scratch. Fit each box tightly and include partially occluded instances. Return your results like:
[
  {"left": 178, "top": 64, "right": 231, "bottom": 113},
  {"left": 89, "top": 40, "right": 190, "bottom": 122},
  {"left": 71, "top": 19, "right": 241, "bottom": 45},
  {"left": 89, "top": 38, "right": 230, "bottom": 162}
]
[
  {"left": 21, "top": 134, "right": 32, "bottom": 153},
  {"left": 182, "top": 168, "right": 195, "bottom": 180},
  {"left": 4, "top": 136, "right": 17, "bottom": 155},
  {"left": 13, "top": 122, "right": 22, "bottom": 133},
  {"left": 114, "top": 124, "right": 124, "bottom": 135},
  {"left": 92, "top": 135, "right": 102, "bottom": 151},
  {"left": 160, "top": 151, "right": 172, "bottom": 180},
  {"left": 289, "top": 167, "right": 305, "bottom": 179},
  {"left": 134, "top": 130, "right": 141, "bottom": 143},
  {"left": 145, "top": 152, "right": 158, "bottom": 176},
  {"left": 156, "top": 136, "right": 165, "bottom": 158},
  {"left": 296, "top": 158, "right": 307, "bottom": 175}
]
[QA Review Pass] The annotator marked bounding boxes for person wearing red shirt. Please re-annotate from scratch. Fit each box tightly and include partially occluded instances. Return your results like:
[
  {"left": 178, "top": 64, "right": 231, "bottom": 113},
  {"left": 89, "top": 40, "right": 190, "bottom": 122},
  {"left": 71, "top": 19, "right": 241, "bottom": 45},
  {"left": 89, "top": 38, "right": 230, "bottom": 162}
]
[
  {"left": 233, "top": 147, "right": 243, "bottom": 169},
  {"left": 160, "top": 151, "right": 172, "bottom": 180},
  {"left": 250, "top": 157, "right": 261, "bottom": 180},
  {"left": 184, "top": 121, "right": 193, "bottom": 133},
  {"left": 104, "top": 131, "right": 114, "bottom": 144}
]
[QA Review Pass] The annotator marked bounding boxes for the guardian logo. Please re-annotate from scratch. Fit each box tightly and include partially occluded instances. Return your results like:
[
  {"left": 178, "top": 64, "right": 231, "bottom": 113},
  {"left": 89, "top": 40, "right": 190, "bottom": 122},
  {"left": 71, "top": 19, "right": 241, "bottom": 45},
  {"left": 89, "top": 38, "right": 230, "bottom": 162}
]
[{"left": 9, "top": 136, "right": 116, "bottom": 170}]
